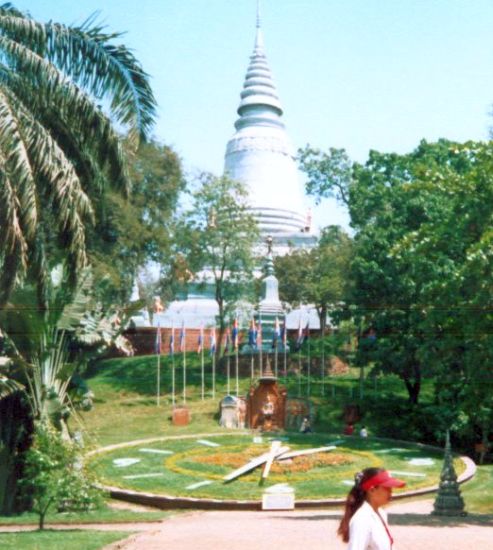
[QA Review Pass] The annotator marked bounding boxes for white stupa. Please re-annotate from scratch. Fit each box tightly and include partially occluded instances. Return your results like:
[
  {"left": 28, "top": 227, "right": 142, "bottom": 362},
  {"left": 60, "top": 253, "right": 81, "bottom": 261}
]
[
  {"left": 224, "top": 8, "right": 316, "bottom": 254},
  {"left": 152, "top": 6, "right": 316, "bottom": 330}
]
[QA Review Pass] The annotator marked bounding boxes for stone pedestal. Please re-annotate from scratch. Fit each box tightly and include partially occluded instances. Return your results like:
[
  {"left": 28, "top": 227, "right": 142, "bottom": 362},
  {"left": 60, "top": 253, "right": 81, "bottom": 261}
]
[
  {"left": 262, "top": 485, "right": 295, "bottom": 510},
  {"left": 172, "top": 406, "right": 190, "bottom": 426}
]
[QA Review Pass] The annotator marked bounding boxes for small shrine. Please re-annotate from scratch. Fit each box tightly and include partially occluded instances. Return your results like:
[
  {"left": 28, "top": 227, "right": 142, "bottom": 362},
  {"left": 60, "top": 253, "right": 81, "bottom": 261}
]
[
  {"left": 219, "top": 395, "right": 247, "bottom": 429},
  {"left": 247, "top": 358, "right": 286, "bottom": 431}
]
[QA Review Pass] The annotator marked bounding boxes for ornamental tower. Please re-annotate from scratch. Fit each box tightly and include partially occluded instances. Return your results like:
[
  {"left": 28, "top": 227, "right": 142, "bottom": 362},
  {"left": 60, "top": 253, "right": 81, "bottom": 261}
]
[{"left": 224, "top": 5, "right": 314, "bottom": 253}]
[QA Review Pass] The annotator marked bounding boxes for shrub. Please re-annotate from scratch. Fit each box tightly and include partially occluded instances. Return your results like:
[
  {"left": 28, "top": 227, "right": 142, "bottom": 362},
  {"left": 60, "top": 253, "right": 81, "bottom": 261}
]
[{"left": 21, "top": 422, "right": 101, "bottom": 529}]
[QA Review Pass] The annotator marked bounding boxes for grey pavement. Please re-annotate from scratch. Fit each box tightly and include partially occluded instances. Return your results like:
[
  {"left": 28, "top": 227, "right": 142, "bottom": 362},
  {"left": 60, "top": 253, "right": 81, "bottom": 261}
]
[{"left": 102, "top": 499, "right": 493, "bottom": 550}]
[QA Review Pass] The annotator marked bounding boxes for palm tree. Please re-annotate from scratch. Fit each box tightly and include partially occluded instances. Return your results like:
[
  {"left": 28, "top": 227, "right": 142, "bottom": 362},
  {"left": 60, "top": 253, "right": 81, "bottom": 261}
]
[
  {"left": 0, "top": 4, "right": 156, "bottom": 305},
  {"left": 0, "top": 263, "right": 139, "bottom": 513}
]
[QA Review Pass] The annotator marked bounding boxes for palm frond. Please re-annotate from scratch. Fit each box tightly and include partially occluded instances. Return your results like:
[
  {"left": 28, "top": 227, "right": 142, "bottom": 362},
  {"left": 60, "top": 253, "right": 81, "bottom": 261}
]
[
  {"left": 0, "top": 88, "right": 37, "bottom": 237},
  {"left": 0, "top": 373, "right": 24, "bottom": 399},
  {"left": 57, "top": 267, "right": 93, "bottom": 331},
  {"left": 44, "top": 19, "right": 156, "bottom": 144},
  {"left": 0, "top": 7, "right": 156, "bottom": 302},
  {"left": 0, "top": 11, "right": 156, "bottom": 144},
  {"left": 0, "top": 33, "right": 129, "bottom": 190},
  {"left": 0, "top": 168, "right": 28, "bottom": 302}
]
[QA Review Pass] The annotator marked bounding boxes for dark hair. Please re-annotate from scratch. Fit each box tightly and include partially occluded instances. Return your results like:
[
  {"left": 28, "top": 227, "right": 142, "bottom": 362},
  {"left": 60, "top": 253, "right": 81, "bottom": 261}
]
[{"left": 337, "top": 467, "right": 384, "bottom": 543}]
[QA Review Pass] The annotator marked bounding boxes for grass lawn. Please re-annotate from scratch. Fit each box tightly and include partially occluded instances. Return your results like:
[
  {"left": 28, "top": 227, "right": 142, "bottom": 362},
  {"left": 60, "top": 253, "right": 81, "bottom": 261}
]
[
  {"left": 69, "top": 354, "right": 490, "bottom": 510},
  {"left": 90, "top": 432, "right": 464, "bottom": 500},
  {"left": 0, "top": 530, "right": 130, "bottom": 550},
  {"left": 76, "top": 354, "right": 435, "bottom": 448},
  {"left": 461, "top": 464, "right": 493, "bottom": 514},
  {"left": 0, "top": 501, "right": 168, "bottom": 526}
]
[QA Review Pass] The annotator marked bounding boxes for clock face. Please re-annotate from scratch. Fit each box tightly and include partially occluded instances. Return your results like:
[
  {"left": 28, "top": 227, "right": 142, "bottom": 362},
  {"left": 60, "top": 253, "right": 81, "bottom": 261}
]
[{"left": 91, "top": 433, "right": 452, "bottom": 501}]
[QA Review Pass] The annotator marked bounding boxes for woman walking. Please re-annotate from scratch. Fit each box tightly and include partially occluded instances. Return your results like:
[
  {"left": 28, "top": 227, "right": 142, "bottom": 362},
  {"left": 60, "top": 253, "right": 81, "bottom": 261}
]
[{"left": 338, "top": 468, "right": 405, "bottom": 549}]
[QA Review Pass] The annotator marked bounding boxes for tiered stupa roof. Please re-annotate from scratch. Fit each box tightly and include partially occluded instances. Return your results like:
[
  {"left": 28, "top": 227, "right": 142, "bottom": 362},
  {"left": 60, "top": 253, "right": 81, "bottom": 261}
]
[{"left": 224, "top": 7, "right": 314, "bottom": 248}]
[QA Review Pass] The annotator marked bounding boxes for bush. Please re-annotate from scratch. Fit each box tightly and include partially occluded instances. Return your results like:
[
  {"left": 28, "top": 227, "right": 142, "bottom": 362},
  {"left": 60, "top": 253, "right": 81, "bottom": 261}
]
[{"left": 21, "top": 422, "right": 101, "bottom": 529}]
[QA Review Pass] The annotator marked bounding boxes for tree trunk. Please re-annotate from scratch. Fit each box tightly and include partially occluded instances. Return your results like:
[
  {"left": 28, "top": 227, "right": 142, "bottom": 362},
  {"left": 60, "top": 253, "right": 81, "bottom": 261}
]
[
  {"left": 38, "top": 507, "right": 47, "bottom": 530},
  {"left": 216, "top": 296, "right": 225, "bottom": 362},
  {"left": 318, "top": 305, "right": 327, "bottom": 337},
  {"left": 403, "top": 364, "right": 421, "bottom": 405},
  {"left": 0, "top": 391, "right": 33, "bottom": 514}
]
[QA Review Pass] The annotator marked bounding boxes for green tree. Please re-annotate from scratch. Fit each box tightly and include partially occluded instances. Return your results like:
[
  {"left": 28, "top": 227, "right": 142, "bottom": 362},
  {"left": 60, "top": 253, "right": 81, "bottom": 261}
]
[
  {"left": 182, "top": 174, "right": 259, "bottom": 347},
  {"left": 21, "top": 421, "right": 101, "bottom": 530},
  {"left": 275, "top": 247, "right": 311, "bottom": 306},
  {"left": 0, "top": 264, "right": 134, "bottom": 513},
  {"left": 85, "top": 141, "right": 185, "bottom": 306},
  {"left": 0, "top": 265, "right": 133, "bottom": 427},
  {"left": 307, "top": 226, "right": 352, "bottom": 335},
  {"left": 392, "top": 141, "right": 493, "bottom": 442},
  {"left": 276, "top": 226, "right": 352, "bottom": 335},
  {"left": 300, "top": 139, "right": 480, "bottom": 405},
  {"left": 0, "top": 5, "right": 156, "bottom": 305},
  {"left": 298, "top": 146, "right": 352, "bottom": 206}
]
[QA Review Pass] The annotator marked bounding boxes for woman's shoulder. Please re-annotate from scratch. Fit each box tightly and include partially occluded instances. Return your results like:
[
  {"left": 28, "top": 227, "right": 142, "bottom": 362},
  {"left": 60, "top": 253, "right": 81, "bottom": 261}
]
[{"left": 349, "top": 501, "right": 373, "bottom": 525}]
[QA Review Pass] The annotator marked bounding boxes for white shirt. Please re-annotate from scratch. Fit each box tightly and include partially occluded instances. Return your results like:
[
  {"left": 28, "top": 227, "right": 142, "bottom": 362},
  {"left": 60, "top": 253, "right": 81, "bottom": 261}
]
[{"left": 348, "top": 501, "right": 393, "bottom": 550}]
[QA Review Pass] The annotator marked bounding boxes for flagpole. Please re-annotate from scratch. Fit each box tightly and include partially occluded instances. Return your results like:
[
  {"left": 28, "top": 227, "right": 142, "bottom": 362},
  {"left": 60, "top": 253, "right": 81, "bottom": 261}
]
[
  {"left": 248, "top": 318, "right": 257, "bottom": 381},
  {"left": 212, "top": 351, "right": 216, "bottom": 399},
  {"left": 283, "top": 315, "right": 287, "bottom": 377},
  {"left": 172, "top": 354, "right": 176, "bottom": 406},
  {"left": 157, "top": 352, "right": 161, "bottom": 407},
  {"left": 155, "top": 325, "right": 161, "bottom": 407},
  {"left": 296, "top": 314, "right": 302, "bottom": 397},
  {"left": 181, "top": 324, "right": 186, "bottom": 405},
  {"left": 250, "top": 348, "right": 254, "bottom": 381},
  {"left": 283, "top": 343, "right": 287, "bottom": 377},
  {"left": 227, "top": 351, "right": 231, "bottom": 394},
  {"left": 259, "top": 317, "right": 263, "bottom": 377},
  {"left": 274, "top": 340, "right": 278, "bottom": 378},
  {"left": 272, "top": 317, "right": 277, "bottom": 378},
  {"left": 298, "top": 349, "right": 302, "bottom": 397},
  {"left": 182, "top": 347, "right": 186, "bottom": 404},
  {"left": 235, "top": 343, "right": 239, "bottom": 396},
  {"left": 209, "top": 327, "right": 216, "bottom": 400},
  {"left": 233, "top": 317, "right": 239, "bottom": 396},
  {"left": 249, "top": 319, "right": 255, "bottom": 380},
  {"left": 321, "top": 333, "right": 325, "bottom": 397},
  {"left": 201, "top": 345, "right": 205, "bottom": 401},
  {"left": 169, "top": 326, "right": 175, "bottom": 407},
  {"left": 307, "top": 324, "right": 311, "bottom": 397}
]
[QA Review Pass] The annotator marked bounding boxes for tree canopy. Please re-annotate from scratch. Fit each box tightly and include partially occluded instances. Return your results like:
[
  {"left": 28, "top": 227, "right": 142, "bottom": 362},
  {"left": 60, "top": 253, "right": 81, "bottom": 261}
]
[
  {"left": 85, "top": 140, "right": 185, "bottom": 306},
  {"left": 180, "top": 174, "right": 259, "bottom": 342},
  {"left": 275, "top": 225, "right": 352, "bottom": 333},
  {"left": 0, "top": 5, "right": 156, "bottom": 305},
  {"left": 301, "top": 138, "right": 493, "bottom": 440}
]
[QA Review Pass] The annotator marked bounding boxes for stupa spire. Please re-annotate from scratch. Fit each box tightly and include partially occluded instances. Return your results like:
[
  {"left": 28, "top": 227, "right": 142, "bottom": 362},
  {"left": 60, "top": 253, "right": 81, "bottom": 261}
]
[
  {"left": 254, "top": 0, "right": 264, "bottom": 51},
  {"left": 234, "top": 2, "right": 283, "bottom": 129}
]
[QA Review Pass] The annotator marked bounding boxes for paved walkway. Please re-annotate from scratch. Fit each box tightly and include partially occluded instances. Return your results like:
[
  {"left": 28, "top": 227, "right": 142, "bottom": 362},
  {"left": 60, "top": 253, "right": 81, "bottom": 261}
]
[
  {"left": 102, "top": 500, "right": 493, "bottom": 550},
  {"left": 2, "top": 499, "right": 491, "bottom": 549}
]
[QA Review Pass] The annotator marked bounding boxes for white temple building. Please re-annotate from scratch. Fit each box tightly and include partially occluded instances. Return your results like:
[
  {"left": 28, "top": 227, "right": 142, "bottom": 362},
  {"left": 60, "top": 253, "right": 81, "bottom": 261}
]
[
  {"left": 143, "top": 7, "right": 319, "bottom": 331},
  {"left": 224, "top": 11, "right": 316, "bottom": 255}
]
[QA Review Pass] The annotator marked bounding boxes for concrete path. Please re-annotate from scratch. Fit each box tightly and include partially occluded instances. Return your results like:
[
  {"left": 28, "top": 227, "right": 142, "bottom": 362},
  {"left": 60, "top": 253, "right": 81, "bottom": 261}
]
[{"left": 102, "top": 500, "right": 493, "bottom": 550}]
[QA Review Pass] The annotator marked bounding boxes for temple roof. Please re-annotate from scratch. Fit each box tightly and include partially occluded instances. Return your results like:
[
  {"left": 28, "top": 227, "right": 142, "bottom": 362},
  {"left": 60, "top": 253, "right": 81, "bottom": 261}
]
[{"left": 235, "top": 11, "right": 284, "bottom": 124}]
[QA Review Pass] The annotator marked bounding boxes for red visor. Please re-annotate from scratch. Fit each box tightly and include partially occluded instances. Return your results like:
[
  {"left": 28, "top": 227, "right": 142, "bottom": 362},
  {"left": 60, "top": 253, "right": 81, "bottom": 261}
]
[{"left": 361, "top": 470, "right": 406, "bottom": 491}]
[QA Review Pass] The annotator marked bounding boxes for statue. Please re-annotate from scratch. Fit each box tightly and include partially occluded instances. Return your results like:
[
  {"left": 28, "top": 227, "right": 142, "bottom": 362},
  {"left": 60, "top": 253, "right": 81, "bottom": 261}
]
[
  {"left": 262, "top": 394, "right": 275, "bottom": 417},
  {"left": 153, "top": 296, "right": 164, "bottom": 314}
]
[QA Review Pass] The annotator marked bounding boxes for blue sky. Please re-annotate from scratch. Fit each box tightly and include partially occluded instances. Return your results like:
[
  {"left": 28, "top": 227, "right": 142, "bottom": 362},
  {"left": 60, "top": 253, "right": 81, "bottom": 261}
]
[{"left": 16, "top": 1, "right": 493, "bottom": 229}]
